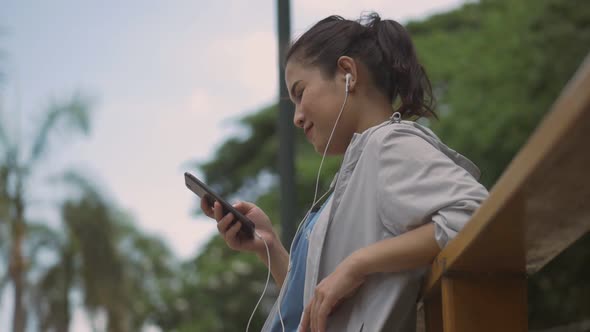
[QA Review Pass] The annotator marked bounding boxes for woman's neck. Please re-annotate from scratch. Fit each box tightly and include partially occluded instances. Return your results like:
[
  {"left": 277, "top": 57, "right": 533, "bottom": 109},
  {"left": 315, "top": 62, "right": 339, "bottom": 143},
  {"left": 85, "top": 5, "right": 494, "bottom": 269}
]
[{"left": 354, "top": 97, "right": 395, "bottom": 134}]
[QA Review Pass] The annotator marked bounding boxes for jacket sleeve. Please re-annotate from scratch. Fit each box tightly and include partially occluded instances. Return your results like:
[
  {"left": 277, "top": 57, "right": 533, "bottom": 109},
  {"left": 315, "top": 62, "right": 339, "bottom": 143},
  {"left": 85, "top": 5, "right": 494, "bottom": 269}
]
[{"left": 376, "top": 128, "right": 489, "bottom": 248}]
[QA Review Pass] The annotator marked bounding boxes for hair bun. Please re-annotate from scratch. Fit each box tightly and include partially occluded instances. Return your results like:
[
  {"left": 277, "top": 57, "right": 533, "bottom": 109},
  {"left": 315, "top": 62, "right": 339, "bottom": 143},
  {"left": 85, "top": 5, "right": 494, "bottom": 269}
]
[{"left": 360, "top": 12, "right": 382, "bottom": 30}]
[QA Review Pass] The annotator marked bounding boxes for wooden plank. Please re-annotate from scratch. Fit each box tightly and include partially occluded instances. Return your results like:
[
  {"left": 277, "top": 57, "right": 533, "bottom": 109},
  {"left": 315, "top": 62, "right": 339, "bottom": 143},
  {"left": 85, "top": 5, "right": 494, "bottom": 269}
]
[
  {"left": 423, "top": 291, "right": 443, "bottom": 332},
  {"left": 422, "top": 52, "right": 590, "bottom": 299},
  {"left": 441, "top": 274, "right": 527, "bottom": 332}
]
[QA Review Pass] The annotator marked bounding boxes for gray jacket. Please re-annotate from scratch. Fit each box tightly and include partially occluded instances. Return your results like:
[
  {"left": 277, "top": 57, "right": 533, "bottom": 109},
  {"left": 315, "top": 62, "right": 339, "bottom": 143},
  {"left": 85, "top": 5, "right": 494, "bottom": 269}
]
[{"left": 262, "top": 119, "right": 489, "bottom": 332}]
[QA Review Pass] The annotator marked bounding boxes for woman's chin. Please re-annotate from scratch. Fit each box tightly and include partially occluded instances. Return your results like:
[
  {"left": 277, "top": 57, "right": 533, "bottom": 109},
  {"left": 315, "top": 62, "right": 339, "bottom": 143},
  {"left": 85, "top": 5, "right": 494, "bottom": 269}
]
[
  {"left": 312, "top": 141, "right": 325, "bottom": 154},
  {"left": 313, "top": 143, "right": 340, "bottom": 156}
]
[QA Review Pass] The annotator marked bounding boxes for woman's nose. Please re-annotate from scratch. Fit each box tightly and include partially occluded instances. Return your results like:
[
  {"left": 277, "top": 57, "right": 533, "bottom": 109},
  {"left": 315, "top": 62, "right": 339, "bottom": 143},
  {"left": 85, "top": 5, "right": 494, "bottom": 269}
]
[{"left": 293, "top": 107, "right": 305, "bottom": 128}]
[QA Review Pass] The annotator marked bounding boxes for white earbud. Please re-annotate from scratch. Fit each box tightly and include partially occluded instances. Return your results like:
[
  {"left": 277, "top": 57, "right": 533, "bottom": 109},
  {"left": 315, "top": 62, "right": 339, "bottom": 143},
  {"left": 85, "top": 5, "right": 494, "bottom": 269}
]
[{"left": 345, "top": 73, "right": 352, "bottom": 94}]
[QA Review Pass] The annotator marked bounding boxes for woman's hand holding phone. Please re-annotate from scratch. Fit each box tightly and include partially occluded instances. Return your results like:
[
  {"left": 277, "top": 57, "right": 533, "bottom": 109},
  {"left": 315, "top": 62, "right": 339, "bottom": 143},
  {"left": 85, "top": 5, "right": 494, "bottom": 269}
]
[
  {"left": 201, "top": 198, "right": 279, "bottom": 257},
  {"left": 201, "top": 198, "right": 291, "bottom": 287}
]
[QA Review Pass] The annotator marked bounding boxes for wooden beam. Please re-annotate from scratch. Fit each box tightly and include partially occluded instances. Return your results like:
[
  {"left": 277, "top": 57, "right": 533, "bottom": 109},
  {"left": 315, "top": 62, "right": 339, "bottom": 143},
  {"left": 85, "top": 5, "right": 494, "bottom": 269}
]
[{"left": 422, "top": 52, "right": 590, "bottom": 299}]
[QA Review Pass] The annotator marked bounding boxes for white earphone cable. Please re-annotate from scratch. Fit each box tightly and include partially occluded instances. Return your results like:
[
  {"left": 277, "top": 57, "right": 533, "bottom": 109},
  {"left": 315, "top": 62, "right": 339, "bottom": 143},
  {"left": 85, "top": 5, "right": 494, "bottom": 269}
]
[
  {"left": 247, "top": 74, "right": 351, "bottom": 332},
  {"left": 246, "top": 233, "right": 272, "bottom": 332}
]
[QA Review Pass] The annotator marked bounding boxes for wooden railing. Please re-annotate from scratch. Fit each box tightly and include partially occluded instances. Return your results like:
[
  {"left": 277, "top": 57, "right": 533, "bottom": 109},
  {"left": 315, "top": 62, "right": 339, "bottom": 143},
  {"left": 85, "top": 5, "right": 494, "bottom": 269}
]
[{"left": 421, "top": 53, "right": 590, "bottom": 332}]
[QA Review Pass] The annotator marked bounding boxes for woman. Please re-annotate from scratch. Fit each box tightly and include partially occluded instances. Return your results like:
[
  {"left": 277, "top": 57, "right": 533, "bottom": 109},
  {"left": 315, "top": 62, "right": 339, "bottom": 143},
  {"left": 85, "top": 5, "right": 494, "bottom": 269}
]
[{"left": 202, "top": 13, "right": 489, "bottom": 332}]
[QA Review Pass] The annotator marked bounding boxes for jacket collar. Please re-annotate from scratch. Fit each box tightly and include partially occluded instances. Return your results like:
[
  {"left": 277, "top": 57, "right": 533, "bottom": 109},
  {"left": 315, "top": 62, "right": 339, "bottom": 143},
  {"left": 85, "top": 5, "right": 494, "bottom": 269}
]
[{"left": 339, "top": 120, "right": 393, "bottom": 175}]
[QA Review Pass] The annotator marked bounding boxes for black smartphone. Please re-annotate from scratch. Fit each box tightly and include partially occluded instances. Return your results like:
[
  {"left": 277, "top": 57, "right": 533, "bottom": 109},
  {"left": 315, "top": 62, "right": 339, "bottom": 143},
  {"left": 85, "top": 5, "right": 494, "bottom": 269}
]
[{"left": 184, "top": 172, "right": 255, "bottom": 239}]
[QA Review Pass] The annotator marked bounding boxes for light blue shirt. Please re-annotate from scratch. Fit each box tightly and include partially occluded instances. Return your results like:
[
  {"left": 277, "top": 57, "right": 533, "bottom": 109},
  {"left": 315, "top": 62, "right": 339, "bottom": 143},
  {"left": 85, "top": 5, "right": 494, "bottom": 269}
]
[{"left": 270, "top": 199, "right": 331, "bottom": 332}]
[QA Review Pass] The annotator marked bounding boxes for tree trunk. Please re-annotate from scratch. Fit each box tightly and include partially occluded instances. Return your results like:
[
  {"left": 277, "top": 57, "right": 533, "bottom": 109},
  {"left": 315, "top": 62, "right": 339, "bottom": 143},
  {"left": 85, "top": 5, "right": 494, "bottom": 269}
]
[
  {"left": 107, "top": 306, "right": 127, "bottom": 332},
  {"left": 10, "top": 204, "right": 26, "bottom": 332},
  {"left": 59, "top": 250, "right": 74, "bottom": 332}
]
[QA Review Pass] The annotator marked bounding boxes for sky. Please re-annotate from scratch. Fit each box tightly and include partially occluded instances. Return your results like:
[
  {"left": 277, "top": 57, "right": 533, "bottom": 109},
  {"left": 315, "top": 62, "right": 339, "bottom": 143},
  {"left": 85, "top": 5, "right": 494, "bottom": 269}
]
[{"left": 0, "top": 0, "right": 466, "bottom": 330}]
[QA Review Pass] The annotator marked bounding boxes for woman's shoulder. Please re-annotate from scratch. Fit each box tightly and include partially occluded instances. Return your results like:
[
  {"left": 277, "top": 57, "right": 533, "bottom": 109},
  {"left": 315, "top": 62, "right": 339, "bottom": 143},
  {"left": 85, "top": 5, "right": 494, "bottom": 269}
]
[
  {"left": 368, "top": 120, "right": 440, "bottom": 144},
  {"left": 367, "top": 120, "right": 482, "bottom": 179},
  {"left": 364, "top": 120, "right": 441, "bottom": 157}
]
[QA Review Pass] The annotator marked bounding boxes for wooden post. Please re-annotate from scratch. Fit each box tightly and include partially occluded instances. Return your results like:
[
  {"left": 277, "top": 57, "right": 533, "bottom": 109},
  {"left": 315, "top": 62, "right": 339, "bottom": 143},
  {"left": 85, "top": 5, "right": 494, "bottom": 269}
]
[
  {"left": 440, "top": 191, "right": 526, "bottom": 332},
  {"left": 441, "top": 273, "right": 527, "bottom": 332},
  {"left": 423, "top": 291, "right": 443, "bottom": 332}
]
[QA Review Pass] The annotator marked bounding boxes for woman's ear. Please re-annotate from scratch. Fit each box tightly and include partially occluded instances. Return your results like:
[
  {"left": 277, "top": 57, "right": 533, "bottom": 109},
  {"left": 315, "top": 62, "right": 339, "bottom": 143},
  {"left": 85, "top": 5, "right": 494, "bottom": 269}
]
[{"left": 337, "top": 56, "right": 358, "bottom": 92}]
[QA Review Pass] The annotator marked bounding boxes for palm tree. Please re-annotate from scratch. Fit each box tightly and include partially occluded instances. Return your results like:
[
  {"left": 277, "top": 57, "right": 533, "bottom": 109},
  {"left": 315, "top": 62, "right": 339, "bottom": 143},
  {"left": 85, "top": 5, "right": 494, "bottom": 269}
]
[
  {"left": 0, "top": 93, "right": 92, "bottom": 332},
  {"left": 30, "top": 172, "right": 177, "bottom": 332}
]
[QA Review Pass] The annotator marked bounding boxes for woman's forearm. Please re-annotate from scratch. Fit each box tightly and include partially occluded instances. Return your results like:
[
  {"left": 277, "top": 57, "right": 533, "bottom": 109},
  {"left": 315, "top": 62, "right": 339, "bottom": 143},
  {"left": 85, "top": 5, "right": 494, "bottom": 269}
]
[
  {"left": 257, "top": 240, "right": 290, "bottom": 287},
  {"left": 349, "top": 222, "right": 441, "bottom": 276}
]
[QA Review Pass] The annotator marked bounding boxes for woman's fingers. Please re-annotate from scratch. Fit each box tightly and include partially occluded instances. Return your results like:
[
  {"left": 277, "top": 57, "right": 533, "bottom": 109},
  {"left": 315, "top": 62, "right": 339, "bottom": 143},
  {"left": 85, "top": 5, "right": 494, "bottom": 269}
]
[
  {"left": 311, "top": 296, "right": 320, "bottom": 332},
  {"left": 232, "top": 200, "right": 254, "bottom": 213},
  {"left": 213, "top": 201, "right": 223, "bottom": 221},
  {"left": 316, "top": 299, "right": 332, "bottom": 332},
  {"left": 201, "top": 197, "right": 214, "bottom": 218},
  {"left": 225, "top": 219, "right": 242, "bottom": 241},
  {"left": 216, "top": 212, "right": 235, "bottom": 234},
  {"left": 299, "top": 304, "right": 311, "bottom": 332}
]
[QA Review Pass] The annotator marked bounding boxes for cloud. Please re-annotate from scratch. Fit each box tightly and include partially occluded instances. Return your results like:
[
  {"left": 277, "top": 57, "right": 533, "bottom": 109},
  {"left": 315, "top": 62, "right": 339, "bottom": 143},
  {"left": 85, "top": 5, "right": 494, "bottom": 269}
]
[
  {"left": 203, "top": 30, "right": 278, "bottom": 108},
  {"left": 186, "top": 88, "right": 246, "bottom": 143},
  {"left": 189, "top": 89, "right": 226, "bottom": 118}
]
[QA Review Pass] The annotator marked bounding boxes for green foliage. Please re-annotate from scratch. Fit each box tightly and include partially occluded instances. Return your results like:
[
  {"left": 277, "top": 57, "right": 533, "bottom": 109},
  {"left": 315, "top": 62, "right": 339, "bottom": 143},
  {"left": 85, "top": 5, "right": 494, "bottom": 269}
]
[
  {"left": 167, "top": 0, "right": 590, "bottom": 330},
  {"left": 154, "top": 236, "right": 273, "bottom": 331},
  {"left": 410, "top": 0, "right": 590, "bottom": 189},
  {"left": 528, "top": 234, "right": 590, "bottom": 329}
]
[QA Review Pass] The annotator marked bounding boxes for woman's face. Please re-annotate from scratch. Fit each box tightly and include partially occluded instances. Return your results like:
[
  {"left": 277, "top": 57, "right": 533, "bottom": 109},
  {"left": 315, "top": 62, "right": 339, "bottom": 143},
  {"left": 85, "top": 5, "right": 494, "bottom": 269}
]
[{"left": 285, "top": 60, "right": 357, "bottom": 155}]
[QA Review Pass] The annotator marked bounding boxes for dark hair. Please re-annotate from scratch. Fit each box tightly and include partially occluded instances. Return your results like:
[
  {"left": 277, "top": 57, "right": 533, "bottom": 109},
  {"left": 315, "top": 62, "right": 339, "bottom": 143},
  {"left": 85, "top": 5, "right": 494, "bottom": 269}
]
[{"left": 285, "top": 13, "right": 436, "bottom": 120}]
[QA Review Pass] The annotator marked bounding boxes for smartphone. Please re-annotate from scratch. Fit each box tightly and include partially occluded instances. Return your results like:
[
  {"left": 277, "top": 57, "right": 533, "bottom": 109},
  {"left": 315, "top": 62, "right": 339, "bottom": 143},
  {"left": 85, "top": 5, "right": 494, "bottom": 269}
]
[{"left": 184, "top": 172, "right": 255, "bottom": 239}]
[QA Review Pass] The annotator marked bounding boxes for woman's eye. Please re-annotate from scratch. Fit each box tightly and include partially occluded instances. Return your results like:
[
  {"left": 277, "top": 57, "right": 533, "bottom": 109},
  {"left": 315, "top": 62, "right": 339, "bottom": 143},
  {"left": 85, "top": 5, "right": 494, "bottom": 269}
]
[{"left": 297, "top": 89, "right": 304, "bottom": 101}]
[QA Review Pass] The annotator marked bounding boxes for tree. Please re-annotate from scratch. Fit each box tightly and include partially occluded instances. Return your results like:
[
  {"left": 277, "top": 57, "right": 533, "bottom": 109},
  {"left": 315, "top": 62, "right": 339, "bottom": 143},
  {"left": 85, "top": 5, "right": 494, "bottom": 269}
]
[{"left": 0, "top": 93, "right": 92, "bottom": 332}]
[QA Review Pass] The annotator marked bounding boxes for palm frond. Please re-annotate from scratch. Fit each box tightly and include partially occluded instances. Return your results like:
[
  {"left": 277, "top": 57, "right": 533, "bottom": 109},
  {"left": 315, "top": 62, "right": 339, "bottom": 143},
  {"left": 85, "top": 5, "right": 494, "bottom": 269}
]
[
  {"left": 26, "top": 222, "right": 64, "bottom": 270},
  {"left": 0, "top": 87, "right": 11, "bottom": 153},
  {"left": 33, "top": 256, "right": 73, "bottom": 332},
  {"left": 29, "top": 92, "right": 93, "bottom": 164},
  {"left": 0, "top": 116, "right": 10, "bottom": 154},
  {"left": 50, "top": 169, "right": 108, "bottom": 205}
]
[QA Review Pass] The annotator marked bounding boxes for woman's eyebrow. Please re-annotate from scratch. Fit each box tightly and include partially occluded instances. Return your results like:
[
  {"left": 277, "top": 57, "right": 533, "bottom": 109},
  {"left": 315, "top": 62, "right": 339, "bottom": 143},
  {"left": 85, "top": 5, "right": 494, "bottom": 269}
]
[{"left": 290, "top": 80, "right": 302, "bottom": 99}]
